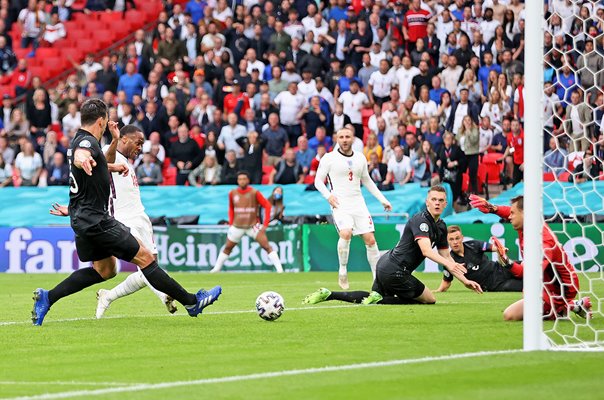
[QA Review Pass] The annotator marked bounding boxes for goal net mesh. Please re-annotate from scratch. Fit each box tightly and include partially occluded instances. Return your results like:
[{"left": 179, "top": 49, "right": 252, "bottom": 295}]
[{"left": 541, "top": 0, "right": 603, "bottom": 350}]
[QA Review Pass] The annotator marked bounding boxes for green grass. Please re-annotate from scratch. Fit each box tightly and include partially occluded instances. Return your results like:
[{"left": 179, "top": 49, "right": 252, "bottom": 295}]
[{"left": 0, "top": 272, "right": 602, "bottom": 400}]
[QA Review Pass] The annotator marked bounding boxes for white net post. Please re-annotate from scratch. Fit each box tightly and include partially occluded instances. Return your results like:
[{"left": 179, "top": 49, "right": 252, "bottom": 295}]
[{"left": 524, "top": 0, "right": 547, "bottom": 351}]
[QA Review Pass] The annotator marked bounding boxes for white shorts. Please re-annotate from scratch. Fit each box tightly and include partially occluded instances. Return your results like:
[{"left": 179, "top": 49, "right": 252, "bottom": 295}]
[
  {"left": 121, "top": 215, "right": 157, "bottom": 255},
  {"left": 332, "top": 207, "right": 374, "bottom": 236},
  {"left": 227, "top": 225, "right": 261, "bottom": 243}
]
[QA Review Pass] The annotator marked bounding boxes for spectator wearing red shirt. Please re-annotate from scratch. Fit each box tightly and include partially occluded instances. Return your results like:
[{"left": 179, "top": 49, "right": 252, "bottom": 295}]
[
  {"left": 403, "top": 0, "right": 431, "bottom": 52},
  {"left": 504, "top": 119, "right": 524, "bottom": 185},
  {"left": 222, "top": 80, "right": 249, "bottom": 118},
  {"left": 2, "top": 59, "right": 31, "bottom": 97}
]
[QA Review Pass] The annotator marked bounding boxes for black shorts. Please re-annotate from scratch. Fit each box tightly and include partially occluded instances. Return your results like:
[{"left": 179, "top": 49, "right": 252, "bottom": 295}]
[
  {"left": 372, "top": 256, "right": 425, "bottom": 299},
  {"left": 490, "top": 278, "right": 523, "bottom": 292},
  {"left": 74, "top": 218, "right": 140, "bottom": 262}
]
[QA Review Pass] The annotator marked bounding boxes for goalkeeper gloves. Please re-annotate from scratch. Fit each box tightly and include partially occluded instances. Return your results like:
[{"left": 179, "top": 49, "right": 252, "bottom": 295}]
[
  {"left": 491, "top": 236, "right": 512, "bottom": 268},
  {"left": 469, "top": 194, "right": 498, "bottom": 214}
]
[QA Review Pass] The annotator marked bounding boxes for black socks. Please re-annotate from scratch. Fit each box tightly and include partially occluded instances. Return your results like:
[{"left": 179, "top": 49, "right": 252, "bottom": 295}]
[
  {"left": 141, "top": 261, "right": 197, "bottom": 306},
  {"left": 48, "top": 267, "right": 105, "bottom": 306},
  {"left": 328, "top": 291, "right": 370, "bottom": 304}
]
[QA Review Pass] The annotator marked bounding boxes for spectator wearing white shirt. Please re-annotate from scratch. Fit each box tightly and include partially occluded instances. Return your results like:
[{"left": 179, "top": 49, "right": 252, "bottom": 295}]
[
  {"left": 309, "top": 13, "right": 328, "bottom": 42},
  {"left": 297, "top": 70, "right": 318, "bottom": 100},
  {"left": 368, "top": 59, "right": 396, "bottom": 107},
  {"left": 440, "top": 54, "right": 464, "bottom": 97},
  {"left": 411, "top": 85, "right": 438, "bottom": 128},
  {"left": 15, "top": 141, "right": 43, "bottom": 187},
  {"left": 384, "top": 146, "right": 412, "bottom": 186},
  {"left": 41, "top": 13, "right": 66, "bottom": 46},
  {"left": 480, "top": 89, "right": 510, "bottom": 131},
  {"left": 478, "top": 116, "right": 495, "bottom": 154},
  {"left": 338, "top": 80, "right": 369, "bottom": 139},
  {"left": 480, "top": 7, "right": 500, "bottom": 44},
  {"left": 218, "top": 113, "right": 247, "bottom": 158},
  {"left": 369, "top": 42, "right": 387, "bottom": 68},
  {"left": 61, "top": 103, "right": 81, "bottom": 139},
  {"left": 395, "top": 56, "right": 420, "bottom": 102},
  {"left": 245, "top": 48, "right": 265, "bottom": 77},
  {"left": 274, "top": 82, "right": 306, "bottom": 146}
]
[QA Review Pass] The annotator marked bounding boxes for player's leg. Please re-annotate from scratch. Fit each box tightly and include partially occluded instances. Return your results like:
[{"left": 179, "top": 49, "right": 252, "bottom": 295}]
[
  {"left": 503, "top": 299, "right": 524, "bottom": 321},
  {"left": 492, "top": 278, "right": 523, "bottom": 292},
  {"left": 254, "top": 229, "right": 284, "bottom": 273},
  {"left": 363, "top": 269, "right": 433, "bottom": 305},
  {"left": 211, "top": 226, "right": 242, "bottom": 273},
  {"left": 332, "top": 208, "right": 354, "bottom": 289},
  {"left": 360, "top": 232, "right": 380, "bottom": 279},
  {"left": 303, "top": 287, "right": 370, "bottom": 304}
]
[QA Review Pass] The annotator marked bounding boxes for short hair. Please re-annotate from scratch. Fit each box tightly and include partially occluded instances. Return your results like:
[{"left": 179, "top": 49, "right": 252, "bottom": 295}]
[
  {"left": 237, "top": 170, "right": 250, "bottom": 179},
  {"left": 80, "top": 99, "right": 108, "bottom": 126},
  {"left": 120, "top": 124, "right": 143, "bottom": 137},
  {"left": 447, "top": 225, "right": 462, "bottom": 234},
  {"left": 428, "top": 185, "right": 447, "bottom": 195},
  {"left": 511, "top": 195, "right": 524, "bottom": 210}
]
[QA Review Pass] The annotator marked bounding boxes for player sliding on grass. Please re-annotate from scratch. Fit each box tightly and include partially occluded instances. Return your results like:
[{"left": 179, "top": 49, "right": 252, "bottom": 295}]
[
  {"left": 32, "top": 99, "right": 221, "bottom": 326},
  {"left": 434, "top": 225, "right": 523, "bottom": 293},
  {"left": 50, "top": 125, "right": 178, "bottom": 319},
  {"left": 314, "top": 127, "right": 392, "bottom": 289},
  {"left": 304, "top": 186, "right": 482, "bottom": 306},
  {"left": 469, "top": 194, "right": 592, "bottom": 320}
]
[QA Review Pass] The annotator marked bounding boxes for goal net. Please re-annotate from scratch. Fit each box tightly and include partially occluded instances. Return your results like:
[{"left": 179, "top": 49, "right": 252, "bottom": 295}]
[{"left": 526, "top": 0, "right": 604, "bottom": 350}]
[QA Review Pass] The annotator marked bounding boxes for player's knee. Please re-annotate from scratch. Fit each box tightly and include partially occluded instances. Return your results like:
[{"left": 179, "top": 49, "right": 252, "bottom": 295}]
[
  {"left": 339, "top": 230, "right": 352, "bottom": 241},
  {"left": 135, "top": 246, "right": 154, "bottom": 267},
  {"left": 101, "top": 269, "right": 117, "bottom": 280},
  {"left": 503, "top": 308, "right": 521, "bottom": 321},
  {"left": 363, "top": 237, "right": 376, "bottom": 247}
]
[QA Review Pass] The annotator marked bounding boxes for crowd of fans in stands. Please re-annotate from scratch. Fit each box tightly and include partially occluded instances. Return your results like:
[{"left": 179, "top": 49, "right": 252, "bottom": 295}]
[{"left": 0, "top": 0, "right": 603, "bottom": 205}]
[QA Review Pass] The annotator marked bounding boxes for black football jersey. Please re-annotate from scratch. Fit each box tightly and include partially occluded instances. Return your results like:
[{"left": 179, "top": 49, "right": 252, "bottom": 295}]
[
  {"left": 68, "top": 129, "right": 111, "bottom": 231},
  {"left": 386, "top": 210, "right": 448, "bottom": 273}
]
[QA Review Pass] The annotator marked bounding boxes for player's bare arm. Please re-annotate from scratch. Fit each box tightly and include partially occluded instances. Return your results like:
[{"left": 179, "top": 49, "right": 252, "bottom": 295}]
[
  {"left": 104, "top": 121, "right": 121, "bottom": 163},
  {"left": 314, "top": 157, "right": 339, "bottom": 208},
  {"left": 73, "top": 148, "right": 96, "bottom": 176},
  {"left": 361, "top": 161, "right": 392, "bottom": 211},
  {"left": 49, "top": 203, "right": 68, "bottom": 217},
  {"left": 434, "top": 279, "right": 451, "bottom": 293},
  {"left": 437, "top": 247, "right": 483, "bottom": 294},
  {"left": 108, "top": 163, "right": 129, "bottom": 176}
]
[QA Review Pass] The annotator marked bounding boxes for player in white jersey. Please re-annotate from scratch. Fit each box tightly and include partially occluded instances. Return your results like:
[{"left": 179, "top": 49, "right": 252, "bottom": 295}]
[
  {"left": 314, "top": 128, "right": 392, "bottom": 289},
  {"left": 50, "top": 125, "right": 176, "bottom": 318}
]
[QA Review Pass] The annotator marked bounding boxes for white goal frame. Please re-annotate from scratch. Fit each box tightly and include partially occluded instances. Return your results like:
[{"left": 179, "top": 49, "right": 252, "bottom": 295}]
[{"left": 523, "top": 0, "right": 547, "bottom": 351}]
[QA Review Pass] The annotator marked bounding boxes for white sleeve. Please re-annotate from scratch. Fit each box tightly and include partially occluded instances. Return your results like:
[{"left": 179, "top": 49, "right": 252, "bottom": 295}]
[
  {"left": 360, "top": 160, "right": 388, "bottom": 205},
  {"left": 513, "top": 88, "right": 520, "bottom": 103},
  {"left": 314, "top": 155, "right": 332, "bottom": 200}
]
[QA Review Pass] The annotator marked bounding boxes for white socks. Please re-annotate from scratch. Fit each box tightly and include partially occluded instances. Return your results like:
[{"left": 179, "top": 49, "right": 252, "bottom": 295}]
[
  {"left": 366, "top": 244, "right": 380, "bottom": 279},
  {"left": 211, "top": 251, "right": 230, "bottom": 273},
  {"left": 268, "top": 251, "right": 284, "bottom": 273},
  {"left": 107, "top": 269, "right": 167, "bottom": 304},
  {"left": 337, "top": 238, "right": 351, "bottom": 274}
]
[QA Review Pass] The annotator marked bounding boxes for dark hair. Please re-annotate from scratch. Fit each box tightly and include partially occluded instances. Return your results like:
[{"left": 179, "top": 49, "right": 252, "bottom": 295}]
[
  {"left": 120, "top": 124, "right": 143, "bottom": 137},
  {"left": 447, "top": 225, "right": 462, "bottom": 234},
  {"left": 80, "top": 99, "right": 108, "bottom": 126},
  {"left": 511, "top": 195, "right": 523, "bottom": 210},
  {"left": 237, "top": 170, "right": 250, "bottom": 179},
  {"left": 428, "top": 185, "right": 447, "bottom": 195}
]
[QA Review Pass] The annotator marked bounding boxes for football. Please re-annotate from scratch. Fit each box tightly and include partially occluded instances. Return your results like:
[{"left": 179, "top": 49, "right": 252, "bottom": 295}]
[{"left": 255, "top": 291, "right": 285, "bottom": 321}]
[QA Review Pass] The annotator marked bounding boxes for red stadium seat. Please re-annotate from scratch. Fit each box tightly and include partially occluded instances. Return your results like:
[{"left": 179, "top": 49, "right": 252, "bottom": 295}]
[
  {"left": 558, "top": 172, "right": 571, "bottom": 182},
  {"left": 262, "top": 165, "right": 275, "bottom": 184},
  {"left": 543, "top": 172, "right": 556, "bottom": 182},
  {"left": 125, "top": 10, "right": 145, "bottom": 29},
  {"left": 28, "top": 66, "right": 50, "bottom": 81}
]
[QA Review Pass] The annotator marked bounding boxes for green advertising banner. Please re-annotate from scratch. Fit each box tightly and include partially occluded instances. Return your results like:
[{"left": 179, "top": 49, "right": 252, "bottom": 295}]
[
  {"left": 153, "top": 225, "right": 303, "bottom": 272},
  {"left": 305, "top": 223, "right": 604, "bottom": 273}
]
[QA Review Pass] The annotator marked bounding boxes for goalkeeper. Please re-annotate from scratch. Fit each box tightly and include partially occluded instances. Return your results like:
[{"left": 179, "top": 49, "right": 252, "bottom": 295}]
[
  {"left": 469, "top": 194, "right": 592, "bottom": 320},
  {"left": 434, "top": 225, "right": 523, "bottom": 293}
]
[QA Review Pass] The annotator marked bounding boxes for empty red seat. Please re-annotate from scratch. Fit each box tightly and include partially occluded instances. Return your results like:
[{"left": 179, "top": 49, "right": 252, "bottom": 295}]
[{"left": 543, "top": 172, "right": 556, "bottom": 182}]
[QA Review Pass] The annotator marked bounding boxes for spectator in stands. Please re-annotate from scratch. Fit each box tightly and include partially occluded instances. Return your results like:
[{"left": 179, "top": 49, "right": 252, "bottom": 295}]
[
  {"left": 570, "top": 148, "right": 602, "bottom": 183},
  {"left": 295, "top": 135, "right": 315, "bottom": 175},
  {"left": 139, "top": 101, "right": 164, "bottom": 138},
  {"left": 14, "top": 140, "right": 42, "bottom": 187},
  {"left": 6, "top": 108, "right": 29, "bottom": 145},
  {"left": 0, "top": 36, "right": 15, "bottom": 74},
  {"left": 117, "top": 61, "right": 146, "bottom": 103},
  {"left": 236, "top": 130, "right": 264, "bottom": 184},
  {"left": 267, "top": 186, "right": 285, "bottom": 224},
  {"left": 270, "top": 148, "right": 304, "bottom": 184},
  {"left": 26, "top": 88, "right": 51, "bottom": 139},
  {"left": 0, "top": 152, "right": 11, "bottom": 187},
  {"left": 141, "top": 131, "right": 166, "bottom": 165},
  {"left": 384, "top": 145, "right": 412, "bottom": 187},
  {"left": 218, "top": 112, "right": 246, "bottom": 158},
  {"left": 458, "top": 115, "right": 480, "bottom": 194},
  {"left": 308, "top": 126, "right": 332, "bottom": 152},
  {"left": 188, "top": 154, "right": 222, "bottom": 186},
  {"left": 84, "top": 0, "right": 109, "bottom": 13},
  {"left": 363, "top": 133, "right": 382, "bottom": 162},
  {"left": 338, "top": 80, "right": 369, "bottom": 139},
  {"left": 170, "top": 123, "right": 204, "bottom": 185},
  {"left": 411, "top": 140, "right": 437, "bottom": 187},
  {"left": 274, "top": 81, "right": 305, "bottom": 146},
  {"left": 51, "top": 0, "right": 72, "bottom": 22},
  {"left": 40, "top": 130, "right": 65, "bottom": 166},
  {"left": 446, "top": 87, "right": 480, "bottom": 135},
  {"left": 543, "top": 137, "right": 567, "bottom": 177},
  {"left": 190, "top": 92, "right": 216, "bottom": 128},
  {"left": 298, "top": 95, "right": 326, "bottom": 138},
  {"left": 203, "top": 130, "right": 223, "bottom": 165},
  {"left": 1, "top": 94, "right": 13, "bottom": 129},
  {"left": 41, "top": 12, "right": 66, "bottom": 46},
  {"left": 411, "top": 85, "right": 438, "bottom": 129},
  {"left": 220, "top": 150, "right": 239, "bottom": 185},
  {"left": 3, "top": 59, "right": 31, "bottom": 97},
  {"left": 18, "top": 0, "right": 45, "bottom": 53},
  {"left": 367, "top": 151, "right": 390, "bottom": 191},
  {"left": 61, "top": 102, "right": 81, "bottom": 139},
  {"left": 503, "top": 118, "right": 524, "bottom": 186},
  {"left": 45, "top": 151, "right": 69, "bottom": 186},
  {"left": 436, "top": 132, "right": 463, "bottom": 202},
  {"left": 564, "top": 90, "right": 594, "bottom": 153},
  {"left": 96, "top": 56, "right": 119, "bottom": 95}
]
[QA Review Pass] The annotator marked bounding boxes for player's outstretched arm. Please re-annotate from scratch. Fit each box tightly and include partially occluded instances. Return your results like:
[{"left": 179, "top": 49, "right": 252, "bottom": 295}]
[
  {"left": 104, "top": 121, "right": 121, "bottom": 163},
  {"left": 433, "top": 279, "right": 451, "bottom": 293},
  {"left": 469, "top": 195, "right": 511, "bottom": 219},
  {"left": 49, "top": 203, "right": 68, "bottom": 217},
  {"left": 73, "top": 148, "right": 96, "bottom": 176},
  {"left": 361, "top": 162, "right": 392, "bottom": 211},
  {"left": 108, "top": 163, "right": 129, "bottom": 176},
  {"left": 431, "top": 245, "right": 483, "bottom": 294}
]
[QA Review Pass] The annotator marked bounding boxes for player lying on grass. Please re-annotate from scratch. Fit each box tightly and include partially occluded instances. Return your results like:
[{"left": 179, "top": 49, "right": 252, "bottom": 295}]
[
  {"left": 314, "top": 127, "right": 392, "bottom": 289},
  {"left": 434, "top": 225, "right": 522, "bottom": 293},
  {"left": 32, "top": 99, "right": 221, "bottom": 326},
  {"left": 50, "top": 124, "right": 178, "bottom": 319},
  {"left": 303, "top": 186, "right": 482, "bottom": 306},
  {"left": 470, "top": 194, "right": 592, "bottom": 320}
]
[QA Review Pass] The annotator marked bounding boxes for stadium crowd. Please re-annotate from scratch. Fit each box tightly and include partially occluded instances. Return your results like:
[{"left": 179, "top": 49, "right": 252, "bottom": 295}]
[{"left": 0, "top": 0, "right": 603, "bottom": 204}]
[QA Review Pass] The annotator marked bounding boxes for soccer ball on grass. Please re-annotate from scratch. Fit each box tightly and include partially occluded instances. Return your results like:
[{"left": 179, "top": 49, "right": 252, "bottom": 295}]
[{"left": 255, "top": 291, "right": 285, "bottom": 321}]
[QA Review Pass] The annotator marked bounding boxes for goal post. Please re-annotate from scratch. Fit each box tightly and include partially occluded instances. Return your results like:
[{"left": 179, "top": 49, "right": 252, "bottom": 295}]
[{"left": 523, "top": 0, "right": 546, "bottom": 351}]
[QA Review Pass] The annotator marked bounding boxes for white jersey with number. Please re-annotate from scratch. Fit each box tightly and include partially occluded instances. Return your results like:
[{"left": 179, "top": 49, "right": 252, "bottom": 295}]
[{"left": 102, "top": 146, "right": 156, "bottom": 253}]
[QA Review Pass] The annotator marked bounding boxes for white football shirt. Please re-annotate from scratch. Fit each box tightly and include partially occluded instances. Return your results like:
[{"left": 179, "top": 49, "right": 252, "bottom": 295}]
[
  {"left": 338, "top": 91, "right": 368, "bottom": 124},
  {"left": 103, "top": 146, "right": 145, "bottom": 221}
]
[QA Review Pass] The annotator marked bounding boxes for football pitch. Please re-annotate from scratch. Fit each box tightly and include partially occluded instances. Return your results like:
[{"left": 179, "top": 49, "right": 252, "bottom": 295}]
[{"left": 1, "top": 272, "right": 602, "bottom": 400}]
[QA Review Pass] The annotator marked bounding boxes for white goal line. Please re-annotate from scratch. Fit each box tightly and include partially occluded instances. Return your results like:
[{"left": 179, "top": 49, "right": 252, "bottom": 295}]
[{"left": 1, "top": 349, "right": 522, "bottom": 400}]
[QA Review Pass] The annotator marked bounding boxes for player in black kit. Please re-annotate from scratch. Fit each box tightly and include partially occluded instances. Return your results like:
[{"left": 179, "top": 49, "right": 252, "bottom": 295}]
[
  {"left": 303, "top": 185, "right": 482, "bottom": 306},
  {"left": 32, "top": 99, "right": 222, "bottom": 326},
  {"left": 434, "top": 225, "right": 522, "bottom": 293}
]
